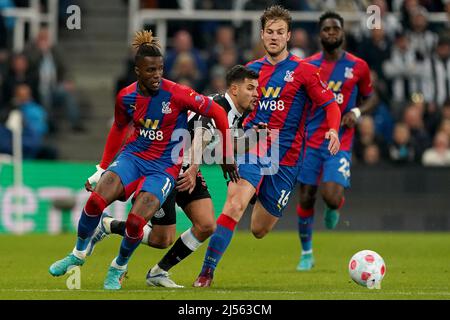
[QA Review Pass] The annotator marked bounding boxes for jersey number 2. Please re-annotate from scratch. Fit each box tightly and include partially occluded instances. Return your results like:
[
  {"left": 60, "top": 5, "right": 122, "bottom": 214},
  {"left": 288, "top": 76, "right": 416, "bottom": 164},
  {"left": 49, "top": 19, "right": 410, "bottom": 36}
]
[{"left": 338, "top": 158, "right": 350, "bottom": 179}]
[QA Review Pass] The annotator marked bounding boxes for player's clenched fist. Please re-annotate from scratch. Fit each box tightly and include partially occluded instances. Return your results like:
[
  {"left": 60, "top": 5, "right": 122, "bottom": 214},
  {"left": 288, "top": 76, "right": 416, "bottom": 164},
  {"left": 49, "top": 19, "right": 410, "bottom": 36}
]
[{"left": 325, "top": 129, "right": 340, "bottom": 155}]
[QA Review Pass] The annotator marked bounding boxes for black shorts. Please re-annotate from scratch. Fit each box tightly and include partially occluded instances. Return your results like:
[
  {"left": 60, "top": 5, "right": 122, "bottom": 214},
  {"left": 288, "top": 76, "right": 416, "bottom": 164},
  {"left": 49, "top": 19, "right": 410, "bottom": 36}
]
[
  {"left": 150, "top": 170, "right": 211, "bottom": 226},
  {"left": 150, "top": 187, "right": 177, "bottom": 226}
]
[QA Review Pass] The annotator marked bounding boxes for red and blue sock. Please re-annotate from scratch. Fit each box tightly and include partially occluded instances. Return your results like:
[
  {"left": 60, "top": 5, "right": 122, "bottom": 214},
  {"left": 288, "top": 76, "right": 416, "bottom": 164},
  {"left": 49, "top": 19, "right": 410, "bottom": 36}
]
[
  {"left": 76, "top": 192, "right": 106, "bottom": 251},
  {"left": 297, "top": 205, "right": 314, "bottom": 253},
  {"left": 116, "top": 213, "right": 147, "bottom": 266},
  {"left": 201, "top": 214, "right": 237, "bottom": 275}
]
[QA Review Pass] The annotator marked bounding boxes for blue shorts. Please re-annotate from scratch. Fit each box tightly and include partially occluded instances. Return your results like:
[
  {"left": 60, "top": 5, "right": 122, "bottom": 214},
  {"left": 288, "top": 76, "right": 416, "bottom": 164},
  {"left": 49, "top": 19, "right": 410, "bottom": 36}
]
[
  {"left": 238, "top": 160, "right": 298, "bottom": 218},
  {"left": 297, "top": 146, "right": 351, "bottom": 188},
  {"left": 106, "top": 152, "right": 176, "bottom": 207}
]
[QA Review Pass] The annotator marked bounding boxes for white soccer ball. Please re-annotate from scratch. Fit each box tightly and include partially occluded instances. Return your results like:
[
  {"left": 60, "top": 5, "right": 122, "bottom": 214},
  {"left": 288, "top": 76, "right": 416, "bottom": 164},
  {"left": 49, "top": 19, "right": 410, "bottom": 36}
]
[{"left": 348, "top": 250, "right": 386, "bottom": 289}]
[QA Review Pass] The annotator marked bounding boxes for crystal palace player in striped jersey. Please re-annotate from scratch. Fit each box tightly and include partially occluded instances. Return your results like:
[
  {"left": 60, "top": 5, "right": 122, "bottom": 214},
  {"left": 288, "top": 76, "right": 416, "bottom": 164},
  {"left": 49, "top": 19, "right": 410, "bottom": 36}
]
[
  {"left": 194, "top": 5, "right": 341, "bottom": 287},
  {"left": 49, "top": 30, "right": 238, "bottom": 290},
  {"left": 295, "top": 12, "right": 377, "bottom": 271},
  {"left": 82, "top": 65, "right": 259, "bottom": 288}
]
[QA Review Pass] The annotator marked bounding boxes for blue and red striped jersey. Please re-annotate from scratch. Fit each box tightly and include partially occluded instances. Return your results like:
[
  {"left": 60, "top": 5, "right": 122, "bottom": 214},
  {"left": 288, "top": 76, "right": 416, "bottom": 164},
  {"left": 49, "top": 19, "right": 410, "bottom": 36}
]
[
  {"left": 114, "top": 79, "right": 215, "bottom": 178},
  {"left": 244, "top": 53, "right": 335, "bottom": 166},
  {"left": 304, "top": 51, "right": 373, "bottom": 151}
]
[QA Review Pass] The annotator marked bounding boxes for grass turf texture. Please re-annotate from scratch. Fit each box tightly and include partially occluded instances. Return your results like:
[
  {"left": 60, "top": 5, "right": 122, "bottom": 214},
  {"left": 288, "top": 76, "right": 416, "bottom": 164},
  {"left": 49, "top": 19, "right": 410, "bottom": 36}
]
[{"left": 0, "top": 232, "right": 449, "bottom": 300}]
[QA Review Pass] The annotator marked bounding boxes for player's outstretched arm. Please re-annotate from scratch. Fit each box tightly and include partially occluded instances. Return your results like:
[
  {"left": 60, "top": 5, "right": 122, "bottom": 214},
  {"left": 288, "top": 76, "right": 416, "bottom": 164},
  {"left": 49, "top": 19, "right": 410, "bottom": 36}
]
[
  {"left": 85, "top": 93, "right": 131, "bottom": 191},
  {"left": 302, "top": 63, "right": 341, "bottom": 156},
  {"left": 99, "top": 123, "right": 129, "bottom": 169},
  {"left": 85, "top": 122, "right": 129, "bottom": 191}
]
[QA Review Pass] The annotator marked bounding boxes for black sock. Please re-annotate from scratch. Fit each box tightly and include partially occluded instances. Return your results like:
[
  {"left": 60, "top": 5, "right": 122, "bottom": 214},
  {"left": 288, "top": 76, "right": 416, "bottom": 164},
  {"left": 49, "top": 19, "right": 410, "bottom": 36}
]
[
  {"left": 110, "top": 220, "right": 126, "bottom": 236},
  {"left": 158, "top": 237, "right": 194, "bottom": 271}
]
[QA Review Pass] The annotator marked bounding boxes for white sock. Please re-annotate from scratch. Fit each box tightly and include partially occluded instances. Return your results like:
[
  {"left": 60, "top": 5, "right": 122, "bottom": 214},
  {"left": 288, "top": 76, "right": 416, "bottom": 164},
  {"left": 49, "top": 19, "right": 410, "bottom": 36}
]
[
  {"left": 111, "top": 258, "right": 127, "bottom": 270},
  {"left": 72, "top": 247, "right": 86, "bottom": 260},
  {"left": 142, "top": 224, "right": 152, "bottom": 246},
  {"left": 302, "top": 249, "right": 313, "bottom": 255},
  {"left": 102, "top": 216, "right": 114, "bottom": 234},
  {"left": 150, "top": 264, "right": 165, "bottom": 275},
  {"left": 180, "top": 228, "right": 203, "bottom": 251}
]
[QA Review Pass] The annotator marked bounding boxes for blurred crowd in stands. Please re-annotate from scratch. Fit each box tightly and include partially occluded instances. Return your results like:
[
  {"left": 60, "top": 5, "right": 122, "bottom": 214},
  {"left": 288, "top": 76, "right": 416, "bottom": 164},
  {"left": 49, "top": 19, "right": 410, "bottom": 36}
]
[
  {"left": 0, "top": 0, "right": 86, "bottom": 160},
  {"left": 1, "top": 0, "right": 450, "bottom": 166},
  {"left": 117, "top": 0, "right": 450, "bottom": 166}
]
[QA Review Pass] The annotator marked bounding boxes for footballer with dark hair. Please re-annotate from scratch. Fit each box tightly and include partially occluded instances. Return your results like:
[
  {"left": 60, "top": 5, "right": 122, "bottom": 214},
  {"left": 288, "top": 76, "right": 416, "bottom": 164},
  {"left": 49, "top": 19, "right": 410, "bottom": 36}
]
[{"left": 49, "top": 30, "right": 238, "bottom": 290}]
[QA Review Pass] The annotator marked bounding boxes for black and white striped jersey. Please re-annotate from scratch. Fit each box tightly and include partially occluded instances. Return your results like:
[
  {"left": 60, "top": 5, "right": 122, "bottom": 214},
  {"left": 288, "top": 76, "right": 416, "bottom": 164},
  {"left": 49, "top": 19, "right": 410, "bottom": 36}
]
[{"left": 183, "top": 92, "right": 247, "bottom": 166}]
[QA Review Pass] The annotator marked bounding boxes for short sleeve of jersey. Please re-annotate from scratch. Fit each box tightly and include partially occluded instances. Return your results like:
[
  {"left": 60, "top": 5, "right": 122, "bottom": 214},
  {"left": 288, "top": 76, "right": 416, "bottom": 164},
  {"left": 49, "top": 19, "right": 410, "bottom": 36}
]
[
  {"left": 301, "top": 63, "right": 335, "bottom": 108},
  {"left": 357, "top": 60, "right": 374, "bottom": 98},
  {"left": 114, "top": 92, "right": 131, "bottom": 128},
  {"left": 174, "top": 84, "right": 212, "bottom": 115}
]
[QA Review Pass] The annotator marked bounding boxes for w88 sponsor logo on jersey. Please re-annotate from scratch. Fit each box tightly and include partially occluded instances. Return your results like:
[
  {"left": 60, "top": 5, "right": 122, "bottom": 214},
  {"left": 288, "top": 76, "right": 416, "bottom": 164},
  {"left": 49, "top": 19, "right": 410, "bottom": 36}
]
[
  {"left": 139, "top": 117, "right": 164, "bottom": 141},
  {"left": 259, "top": 86, "right": 285, "bottom": 111},
  {"left": 139, "top": 129, "right": 163, "bottom": 141},
  {"left": 333, "top": 92, "right": 344, "bottom": 104},
  {"left": 259, "top": 99, "right": 285, "bottom": 111},
  {"left": 327, "top": 81, "right": 344, "bottom": 105}
]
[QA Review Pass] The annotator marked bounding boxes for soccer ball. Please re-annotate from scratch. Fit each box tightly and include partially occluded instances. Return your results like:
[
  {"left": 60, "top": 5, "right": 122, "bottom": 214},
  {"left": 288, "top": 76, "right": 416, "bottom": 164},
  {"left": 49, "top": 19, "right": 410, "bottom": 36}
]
[{"left": 348, "top": 250, "right": 386, "bottom": 289}]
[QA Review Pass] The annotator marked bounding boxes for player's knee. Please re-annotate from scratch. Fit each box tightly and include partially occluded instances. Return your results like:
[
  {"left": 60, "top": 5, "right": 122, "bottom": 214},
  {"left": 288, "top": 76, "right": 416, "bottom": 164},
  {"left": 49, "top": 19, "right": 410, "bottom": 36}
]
[
  {"left": 161, "top": 233, "right": 175, "bottom": 248},
  {"left": 195, "top": 220, "right": 216, "bottom": 238},
  {"left": 228, "top": 198, "right": 246, "bottom": 216},
  {"left": 85, "top": 192, "right": 107, "bottom": 216},
  {"left": 322, "top": 191, "right": 342, "bottom": 210},
  {"left": 125, "top": 213, "right": 147, "bottom": 239},
  {"left": 135, "top": 192, "right": 160, "bottom": 213},
  {"left": 251, "top": 223, "right": 269, "bottom": 239},
  {"left": 299, "top": 196, "right": 315, "bottom": 209},
  {"left": 149, "top": 234, "right": 174, "bottom": 249},
  {"left": 299, "top": 189, "right": 316, "bottom": 208},
  {"left": 251, "top": 227, "right": 269, "bottom": 239}
]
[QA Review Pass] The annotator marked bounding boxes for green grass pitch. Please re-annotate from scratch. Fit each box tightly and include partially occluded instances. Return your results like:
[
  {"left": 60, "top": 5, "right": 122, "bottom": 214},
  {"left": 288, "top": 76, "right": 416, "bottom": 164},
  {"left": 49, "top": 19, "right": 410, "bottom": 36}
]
[{"left": 0, "top": 232, "right": 449, "bottom": 300}]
